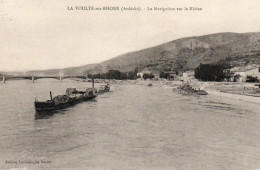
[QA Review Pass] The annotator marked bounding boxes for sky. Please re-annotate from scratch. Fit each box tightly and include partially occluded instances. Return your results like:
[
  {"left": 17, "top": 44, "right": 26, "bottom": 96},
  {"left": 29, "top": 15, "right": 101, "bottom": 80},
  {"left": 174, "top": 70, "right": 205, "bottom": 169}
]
[{"left": 0, "top": 0, "right": 259, "bottom": 71}]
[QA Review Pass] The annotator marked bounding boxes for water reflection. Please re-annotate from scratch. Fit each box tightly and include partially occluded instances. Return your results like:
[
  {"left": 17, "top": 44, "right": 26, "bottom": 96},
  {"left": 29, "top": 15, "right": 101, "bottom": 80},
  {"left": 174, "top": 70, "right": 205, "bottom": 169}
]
[{"left": 35, "top": 109, "right": 67, "bottom": 120}]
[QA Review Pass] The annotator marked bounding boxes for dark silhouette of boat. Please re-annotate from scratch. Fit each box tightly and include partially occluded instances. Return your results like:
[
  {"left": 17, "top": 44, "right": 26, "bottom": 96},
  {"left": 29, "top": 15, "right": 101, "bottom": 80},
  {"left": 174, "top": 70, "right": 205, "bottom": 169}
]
[
  {"left": 34, "top": 79, "right": 99, "bottom": 112},
  {"left": 173, "top": 83, "right": 208, "bottom": 95},
  {"left": 98, "top": 84, "right": 110, "bottom": 94},
  {"left": 35, "top": 88, "right": 98, "bottom": 112}
]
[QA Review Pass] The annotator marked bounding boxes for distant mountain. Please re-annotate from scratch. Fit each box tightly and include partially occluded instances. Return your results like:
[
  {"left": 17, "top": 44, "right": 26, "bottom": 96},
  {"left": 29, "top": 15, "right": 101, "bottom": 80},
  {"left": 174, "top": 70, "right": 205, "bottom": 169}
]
[
  {"left": 15, "top": 32, "right": 260, "bottom": 76},
  {"left": 87, "top": 32, "right": 260, "bottom": 74}
]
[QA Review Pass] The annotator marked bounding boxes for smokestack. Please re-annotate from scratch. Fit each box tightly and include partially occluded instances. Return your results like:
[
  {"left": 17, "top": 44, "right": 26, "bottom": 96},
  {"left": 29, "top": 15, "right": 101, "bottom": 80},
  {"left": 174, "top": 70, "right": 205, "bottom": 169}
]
[
  {"left": 92, "top": 78, "right": 94, "bottom": 88},
  {"left": 50, "top": 91, "right": 53, "bottom": 100}
]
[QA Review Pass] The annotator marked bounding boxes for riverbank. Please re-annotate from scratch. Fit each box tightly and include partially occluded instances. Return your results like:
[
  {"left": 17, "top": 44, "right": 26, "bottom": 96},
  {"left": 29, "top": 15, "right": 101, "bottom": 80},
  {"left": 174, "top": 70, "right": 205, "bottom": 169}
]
[
  {"left": 71, "top": 78, "right": 260, "bottom": 104},
  {"left": 104, "top": 79, "right": 260, "bottom": 104},
  {"left": 206, "top": 89, "right": 260, "bottom": 104}
]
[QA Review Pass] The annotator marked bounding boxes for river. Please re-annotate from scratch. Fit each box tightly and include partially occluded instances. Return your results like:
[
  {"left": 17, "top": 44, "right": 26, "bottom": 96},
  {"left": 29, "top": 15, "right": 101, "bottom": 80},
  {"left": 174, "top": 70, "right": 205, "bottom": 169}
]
[{"left": 0, "top": 79, "right": 259, "bottom": 170}]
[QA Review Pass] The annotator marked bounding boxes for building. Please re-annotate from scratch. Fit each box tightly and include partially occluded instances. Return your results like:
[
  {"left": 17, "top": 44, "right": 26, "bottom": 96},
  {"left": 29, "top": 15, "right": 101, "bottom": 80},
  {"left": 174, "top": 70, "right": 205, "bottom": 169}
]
[
  {"left": 181, "top": 70, "right": 195, "bottom": 82},
  {"left": 137, "top": 69, "right": 160, "bottom": 80},
  {"left": 137, "top": 70, "right": 151, "bottom": 79},
  {"left": 230, "top": 65, "right": 260, "bottom": 82},
  {"left": 166, "top": 72, "right": 177, "bottom": 80}
]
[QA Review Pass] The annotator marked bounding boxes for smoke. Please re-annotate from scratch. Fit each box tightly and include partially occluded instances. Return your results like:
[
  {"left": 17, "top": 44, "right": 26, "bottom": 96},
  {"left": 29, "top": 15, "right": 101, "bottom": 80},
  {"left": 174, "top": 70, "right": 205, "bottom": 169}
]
[{"left": 59, "top": 70, "right": 64, "bottom": 77}]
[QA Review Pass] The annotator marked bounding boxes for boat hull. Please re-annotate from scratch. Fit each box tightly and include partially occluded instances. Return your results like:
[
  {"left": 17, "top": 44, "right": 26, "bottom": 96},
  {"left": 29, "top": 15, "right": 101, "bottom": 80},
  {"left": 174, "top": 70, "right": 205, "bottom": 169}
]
[
  {"left": 173, "top": 88, "right": 208, "bottom": 95},
  {"left": 98, "top": 85, "right": 110, "bottom": 94},
  {"left": 35, "top": 95, "right": 96, "bottom": 112}
]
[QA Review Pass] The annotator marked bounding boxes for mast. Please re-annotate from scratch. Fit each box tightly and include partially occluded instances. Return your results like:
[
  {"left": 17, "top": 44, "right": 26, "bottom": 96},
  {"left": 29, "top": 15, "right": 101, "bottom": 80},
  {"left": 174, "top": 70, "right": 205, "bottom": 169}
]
[{"left": 92, "top": 78, "right": 94, "bottom": 88}]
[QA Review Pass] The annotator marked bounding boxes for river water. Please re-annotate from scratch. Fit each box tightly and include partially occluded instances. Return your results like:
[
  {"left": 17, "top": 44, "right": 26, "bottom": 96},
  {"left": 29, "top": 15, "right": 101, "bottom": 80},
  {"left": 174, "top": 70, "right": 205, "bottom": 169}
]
[{"left": 0, "top": 79, "right": 259, "bottom": 170}]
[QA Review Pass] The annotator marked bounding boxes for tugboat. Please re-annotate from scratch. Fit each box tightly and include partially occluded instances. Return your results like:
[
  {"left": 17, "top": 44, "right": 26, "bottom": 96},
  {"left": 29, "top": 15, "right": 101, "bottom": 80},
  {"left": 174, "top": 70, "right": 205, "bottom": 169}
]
[
  {"left": 173, "top": 83, "right": 208, "bottom": 95},
  {"left": 34, "top": 79, "right": 98, "bottom": 112}
]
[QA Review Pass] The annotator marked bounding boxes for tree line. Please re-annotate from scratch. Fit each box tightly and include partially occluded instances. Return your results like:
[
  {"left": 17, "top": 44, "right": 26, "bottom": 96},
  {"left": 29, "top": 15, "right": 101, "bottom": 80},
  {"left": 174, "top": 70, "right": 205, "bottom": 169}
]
[
  {"left": 87, "top": 64, "right": 259, "bottom": 82},
  {"left": 88, "top": 69, "right": 139, "bottom": 80},
  {"left": 194, "top": 63, "right": 228, "bottom": 81},
  {"left": 194, "top": 63, "right": 259, "bottom": 82},
  {"left": 87, "top": 69, "right": 158, "bottom": 80}
]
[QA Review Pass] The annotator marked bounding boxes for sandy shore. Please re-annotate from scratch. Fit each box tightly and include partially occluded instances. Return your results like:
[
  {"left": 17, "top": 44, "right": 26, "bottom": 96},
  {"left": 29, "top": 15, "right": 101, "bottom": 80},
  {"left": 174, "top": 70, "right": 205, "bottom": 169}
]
[{"left": 206, "top": 89, "right": 260, "bottom": 104}]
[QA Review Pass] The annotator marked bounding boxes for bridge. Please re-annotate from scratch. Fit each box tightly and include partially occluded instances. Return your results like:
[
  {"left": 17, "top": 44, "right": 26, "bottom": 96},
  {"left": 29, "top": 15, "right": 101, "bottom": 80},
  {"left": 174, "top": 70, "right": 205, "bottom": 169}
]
[{"left": 0, "top": 75, "right": 89, "bottom": 83}]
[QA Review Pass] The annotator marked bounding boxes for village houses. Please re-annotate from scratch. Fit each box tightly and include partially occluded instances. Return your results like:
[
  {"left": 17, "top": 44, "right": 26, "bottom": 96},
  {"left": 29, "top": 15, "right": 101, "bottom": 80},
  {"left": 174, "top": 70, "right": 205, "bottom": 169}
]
[{"left": 230, "top": 65, "right": 260, "bottom": 82}]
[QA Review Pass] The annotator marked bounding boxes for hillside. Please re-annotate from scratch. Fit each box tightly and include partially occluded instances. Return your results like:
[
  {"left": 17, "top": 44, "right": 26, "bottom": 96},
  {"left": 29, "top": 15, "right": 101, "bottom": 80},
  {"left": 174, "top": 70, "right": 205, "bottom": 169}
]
[
  {"left": 86, "top": 32, "right": 260, "bottom": 74},
  {"left": 17, "top": 32, "right": 260, "bottom": 76}
]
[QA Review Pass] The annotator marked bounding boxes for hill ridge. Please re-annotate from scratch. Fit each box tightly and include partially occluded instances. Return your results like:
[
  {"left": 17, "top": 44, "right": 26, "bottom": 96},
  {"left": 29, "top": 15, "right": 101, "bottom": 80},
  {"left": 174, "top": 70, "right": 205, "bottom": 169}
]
[{"left": 9, "top": 32, "right": 259, "bottom": 76}]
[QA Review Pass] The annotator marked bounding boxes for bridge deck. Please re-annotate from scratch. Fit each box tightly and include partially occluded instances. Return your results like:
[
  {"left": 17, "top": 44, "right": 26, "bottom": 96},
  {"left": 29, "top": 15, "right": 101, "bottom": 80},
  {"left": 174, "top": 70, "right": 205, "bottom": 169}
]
[{"left": 0, "top": 76, "right": 88, "bottom": 81}]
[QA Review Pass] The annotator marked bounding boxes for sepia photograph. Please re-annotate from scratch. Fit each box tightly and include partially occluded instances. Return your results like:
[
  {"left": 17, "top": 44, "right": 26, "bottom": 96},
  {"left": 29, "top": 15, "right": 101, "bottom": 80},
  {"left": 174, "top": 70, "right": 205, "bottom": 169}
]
[{"left": 0, "top": 0, "right": 259, "bottom": 169}]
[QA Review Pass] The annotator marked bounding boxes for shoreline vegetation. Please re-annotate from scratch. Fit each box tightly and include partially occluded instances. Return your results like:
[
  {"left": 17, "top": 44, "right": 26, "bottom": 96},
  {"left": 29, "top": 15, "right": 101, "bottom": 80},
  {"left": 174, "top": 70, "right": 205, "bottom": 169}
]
[{"left": 72, "top": 78, "right": 260, "bottom": 104}]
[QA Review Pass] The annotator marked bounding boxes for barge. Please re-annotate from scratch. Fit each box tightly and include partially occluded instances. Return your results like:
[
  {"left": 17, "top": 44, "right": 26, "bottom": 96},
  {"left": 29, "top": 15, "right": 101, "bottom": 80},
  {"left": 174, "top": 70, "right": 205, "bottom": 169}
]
[
  {"left": 173, "top": 83, "right": 208, "bottom": 95},
  {"left": 35, "top": 87, "right": 98, "bottom": 112},
  {"left": 35, "top": 78, "right": 99, "bottom": 112},
  {"left": 35, "top": 79, "right": 111, "bottom": 112}
]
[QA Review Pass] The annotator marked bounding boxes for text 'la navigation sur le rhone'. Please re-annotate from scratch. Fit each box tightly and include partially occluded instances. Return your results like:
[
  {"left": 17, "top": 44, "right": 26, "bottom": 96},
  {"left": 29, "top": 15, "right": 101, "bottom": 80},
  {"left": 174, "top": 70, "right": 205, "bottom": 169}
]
[{"left": 67, "top": 6, "right": 202, "bottom": 12}]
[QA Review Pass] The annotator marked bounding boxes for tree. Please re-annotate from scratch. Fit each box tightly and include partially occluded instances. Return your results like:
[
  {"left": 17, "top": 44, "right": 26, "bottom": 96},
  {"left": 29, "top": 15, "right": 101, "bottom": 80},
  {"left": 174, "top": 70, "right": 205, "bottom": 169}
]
[
  {"left": 87, "top": 74, "right": 93, "bottom": 79},
  {"left": 159, "top": 72, "right": 166, "bottom": 78},
  {"left": 106, "top": 70, "right": 122, "bottom": 79},
  {"left": 127, "top": 71, "right": 137, "bottom": 79},
  {"left": 194, "top": 63, "right": 226, "bottom": 81},
  {"left": 233, "top": 74, "right": 241, "bottom": 82},
  {"left": 120, "top": 72, "right": 127, "bottom": 80},
  {"left": 246, "top": 76, "right": 259, "bottom": 83},
  {"left": 143, "top": 73, "right": 154, "bottom": 80},
  {"left": 88, "top": 69, "right": 139, "bottom": 80},
  {"left": 134, "top": 67, "right": 138, "bottom": 74},
  {"left": 159, "top": 72, "right": 170, "bottom": 79}
]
